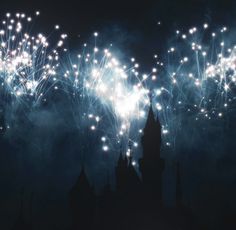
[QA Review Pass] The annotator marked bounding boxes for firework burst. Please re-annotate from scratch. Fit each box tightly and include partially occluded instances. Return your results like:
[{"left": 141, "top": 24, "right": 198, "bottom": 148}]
[
  {"left": 0, "top": 12, "right": 66, "bottom": 105},
  {"left": 1, "top": 11, "right": 235, "bottom": 158},
  {"left": 62, "top": 37, "right": 151, "bottom": 157},
  {"left": 152, "top": 23, "right": 236, "bottom": 147}
]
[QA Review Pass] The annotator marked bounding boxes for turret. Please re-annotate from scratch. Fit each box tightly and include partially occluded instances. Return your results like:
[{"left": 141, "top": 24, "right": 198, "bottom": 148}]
[
  {"left": 116, "top": 149, "right": 128, "bottom": 192},
  {"left": 139, "top": 103, "right": 165, "bottom": 205},
  {"left": 69, "top": 167, "right": 95, "bottom": 230}
]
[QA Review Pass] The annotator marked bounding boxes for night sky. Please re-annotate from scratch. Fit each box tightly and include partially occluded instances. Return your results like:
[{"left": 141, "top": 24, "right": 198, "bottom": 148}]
[
  {"left": 0, "top": 0, "right": 236, "bottom": 230},
  {"left": 2, "top": 0, "right": 236, "bottom": 67}
]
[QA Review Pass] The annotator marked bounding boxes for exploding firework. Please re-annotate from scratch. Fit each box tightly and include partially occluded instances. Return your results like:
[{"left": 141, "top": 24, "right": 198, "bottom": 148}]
[
  {"left": 0, "top": 12, "right": 66, "bottom": 105},
  {"left": 62, "top": 36, "right": 151, "bottom": 157},
  {"left": 152, "top": 23, "right": 236, "bottom": 147},
  {"left": 0, "top": 11, "right": 235, "bottom": 159}
]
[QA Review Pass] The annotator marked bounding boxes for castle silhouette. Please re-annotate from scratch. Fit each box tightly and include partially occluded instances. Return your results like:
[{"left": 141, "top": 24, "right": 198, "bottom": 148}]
[
  {"left": 68, "top": 104, "right": 192, "bottom": 230},
  {"left": 11, "top": 104, "right": 193, "bottom": 230}
]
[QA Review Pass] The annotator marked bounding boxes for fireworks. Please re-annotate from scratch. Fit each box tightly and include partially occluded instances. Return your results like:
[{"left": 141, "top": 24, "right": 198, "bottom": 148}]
[
  {"left": 0, "top": 12, "right": 236, "bottom": 157},
  {"left": 62, "top": 40, "right": 150, "bottom": 155},
  {"left": 152, "top": 23, "right": 236, "bottom": 147},
  {"left": 0, "top": 12, "right": 66, "bottom": 104}
]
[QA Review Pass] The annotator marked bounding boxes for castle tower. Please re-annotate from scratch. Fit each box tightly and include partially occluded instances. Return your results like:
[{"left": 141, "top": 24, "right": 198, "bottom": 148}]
[
  {"left": 69, "top": 167, "right": 95, "bottom": 230},
  {"left": 139, "top": 104, "right": 165, "bottom": 205},
  {"left": 116, "top": 150, "right": 128, "bottom": 193}
]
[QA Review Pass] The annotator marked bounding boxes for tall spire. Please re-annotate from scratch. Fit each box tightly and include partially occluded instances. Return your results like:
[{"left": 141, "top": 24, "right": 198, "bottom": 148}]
[
  {"left": 116, "top": 148, "right": 128, "bottom": 192},
  {"left": 141, "top": 102, "right": 162, "bottom": 159},
  {"left": 143, "top": 95, "right": 161, "bottom": 136},
  {"left": 139, "top": 98, "right": 164, "bottom": 205},
  {"left": 77, "top": 167, "right": 90, "bottom": 190},
  {"left": 144, "top": 93, "right": 156, "bottom": 129},
  {"left": 69, "top": 166, "right": 95, "bottom": 230},
  {"left": 144, "top": 104, "right": 155, "bottom": 129}
]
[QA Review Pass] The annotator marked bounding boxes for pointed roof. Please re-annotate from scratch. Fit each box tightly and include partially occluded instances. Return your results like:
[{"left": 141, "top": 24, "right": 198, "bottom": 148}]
[
  {"left": 144, "top": 104, "right": 161, "bottom": 133},
  {"left": 146, "top": 104, "right": 156, "bottom": 126},
  {"left": 78, "top": 167, "right": 90, "bottom": 187},
  {"left": 140, "top": 102, "right": 162, "bottom": 163},
  {"left": 70, "top": 167, "right": 92, "bottom": 195}
]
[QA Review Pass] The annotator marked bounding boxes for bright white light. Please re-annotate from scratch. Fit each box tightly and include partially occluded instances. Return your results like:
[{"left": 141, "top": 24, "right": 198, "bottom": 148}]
[{"left": 103, "top": 145, "right": 109, "bottom": 151}]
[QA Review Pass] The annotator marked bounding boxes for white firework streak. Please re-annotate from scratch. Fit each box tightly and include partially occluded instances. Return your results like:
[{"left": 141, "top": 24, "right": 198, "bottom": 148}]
[{"left": 0, "top": 12, "right": 67, "bottom": 105}]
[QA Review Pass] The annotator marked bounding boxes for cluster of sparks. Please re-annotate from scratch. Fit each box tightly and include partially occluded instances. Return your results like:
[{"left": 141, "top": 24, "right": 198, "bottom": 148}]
[
  {"left": 62, "top": 41, "right": 152, "bottom": 155},
  {"left": 0, "top": 12, "right": 236, "bottom": 159},
  {"left": 152, "top": 23, "right": 236, "bottom": 147},
  {"left": 0, "top": 12, "right": 66, "bottom": 103}
]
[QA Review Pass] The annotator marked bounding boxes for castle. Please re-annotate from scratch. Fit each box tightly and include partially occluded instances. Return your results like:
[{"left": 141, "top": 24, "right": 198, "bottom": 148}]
[
  {"left": 12, "top": 104, "right": 190, "bottom": 230},
  {"left": 68, "top": 104, "right": 189, "bottom": 230}
]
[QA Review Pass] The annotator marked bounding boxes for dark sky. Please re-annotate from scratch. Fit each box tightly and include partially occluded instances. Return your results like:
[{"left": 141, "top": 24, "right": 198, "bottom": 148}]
[{"left": 1, "top": 0, "right": 236, "bottom": 66}]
